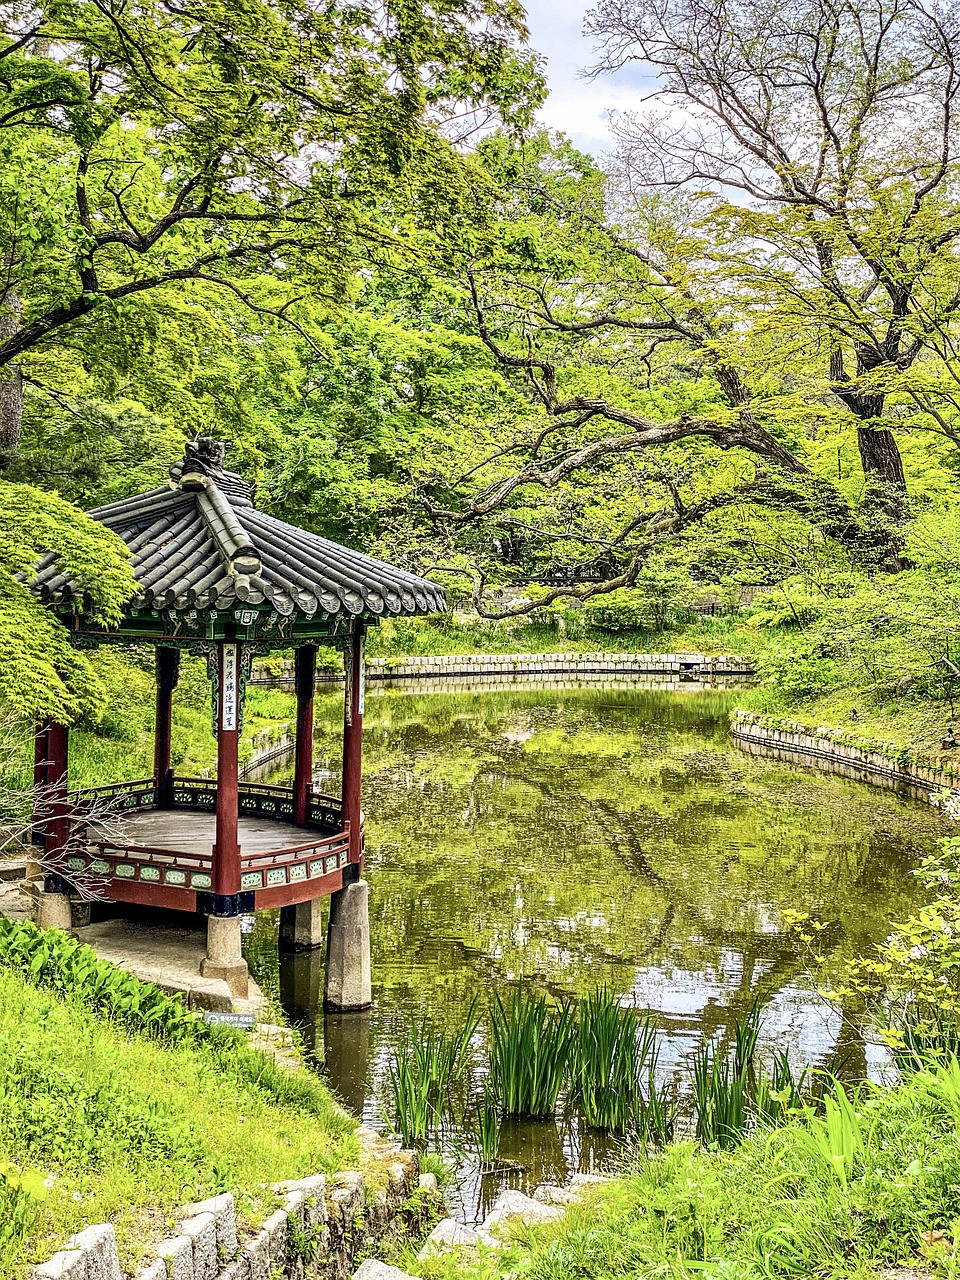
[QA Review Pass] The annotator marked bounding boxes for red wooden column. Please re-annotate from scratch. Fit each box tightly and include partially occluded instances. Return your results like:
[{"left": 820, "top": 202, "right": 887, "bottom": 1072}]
[
  {"left": 212, "top": 642, "right": 241, "bottom": 899},
  {"left": 154, "top": 646, "right": 180, "bottom": 809},
  {"left": 32, "top": 721, "right": 49, "bottom": 846},
  {"left": 44, "top": 721, "right": 70, "bottom": 867},
  {"left": 293, "top": 644, "right": 317, "bottom": 826},
  {"left": 342, "top": 624, "right": 365, "bottom": 863}
]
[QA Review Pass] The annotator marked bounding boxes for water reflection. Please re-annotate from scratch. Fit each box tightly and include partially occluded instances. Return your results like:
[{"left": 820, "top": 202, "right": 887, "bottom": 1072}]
[{"left": 243, "top": 685, "right": 949, "bottom": 1219}]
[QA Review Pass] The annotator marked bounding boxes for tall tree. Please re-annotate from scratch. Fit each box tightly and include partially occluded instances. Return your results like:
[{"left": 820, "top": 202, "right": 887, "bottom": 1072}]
[
  {"left": 0, "top": 0, "right": 541, "bottom": 453},
  {"left": 423, "top": 132, "right": 885, "bottom": 608},
  {"left": 587, "top": 0, "right": 960, "bottom": 517}
]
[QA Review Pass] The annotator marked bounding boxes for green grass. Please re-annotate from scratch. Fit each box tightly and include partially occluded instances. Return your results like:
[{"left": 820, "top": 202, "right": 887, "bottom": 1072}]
[
  {"left": 0, "top": 939, "right": 358, "bottom": 1279},
  {"left": 569, "top": 989, "right": 659, "bottom": 1135},
  {"left": 366, "top": 613, "right": 755, "bottom": 661},
  {"left": 414, "top": 1065, "right": 960, "bottom": 1280}
]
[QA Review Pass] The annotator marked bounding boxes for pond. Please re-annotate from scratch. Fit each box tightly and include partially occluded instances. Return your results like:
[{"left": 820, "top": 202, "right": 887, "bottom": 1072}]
[{"left": 243, "top": 682, "right": 949, "bottom": 1221}]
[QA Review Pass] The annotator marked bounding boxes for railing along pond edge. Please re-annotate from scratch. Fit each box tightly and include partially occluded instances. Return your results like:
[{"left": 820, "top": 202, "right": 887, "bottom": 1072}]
[{"left": 731, "top": 710, "right": 960, "bottom": 803}]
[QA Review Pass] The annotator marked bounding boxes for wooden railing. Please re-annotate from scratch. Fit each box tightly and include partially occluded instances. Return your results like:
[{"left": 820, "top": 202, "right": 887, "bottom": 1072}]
[
  {"left": 70, "top": 778, "right": 156, "bottom": 811},
  {"left": 239, "top": 830, "right": 351, "bottom": 892},
  {"left": 170, "top": 777, "right": 343, "bottom": 831},
  {"left": 63, "top": 825, "right": 352, "bottom": 896},
  {"left": 59, "top": 776, "right": 354, "bottom": 900},
  {"left": 62, "top": 841, "right": 215, "bottom": 893}
]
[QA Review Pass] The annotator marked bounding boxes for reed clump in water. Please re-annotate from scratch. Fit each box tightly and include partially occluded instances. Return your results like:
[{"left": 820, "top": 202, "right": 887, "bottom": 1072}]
[
  {"left": 568, "top": 988, "right": 677, "bottom": 1139},
  {"left": 387, "top": 1001, "right": 479, "bottom": 1147},
  {"left": 488, "top": 989, "right": 577, "bottom": 1118},
  {"left": 387, "top": 988, "right": 806, "bottom": 1156},
  {"left": 693, "top": 1006, "right": 807, "bottom": 1148}
]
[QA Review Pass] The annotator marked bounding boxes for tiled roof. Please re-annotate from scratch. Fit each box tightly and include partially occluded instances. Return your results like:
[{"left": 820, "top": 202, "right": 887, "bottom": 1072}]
[{"left": 30, "top": 438, "right": 446, "bottom": 620}]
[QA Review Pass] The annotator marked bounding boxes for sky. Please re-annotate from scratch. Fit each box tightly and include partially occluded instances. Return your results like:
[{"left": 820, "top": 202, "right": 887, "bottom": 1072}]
[{"left": 522, "top": 0, "right": 658, "bottom": 156}]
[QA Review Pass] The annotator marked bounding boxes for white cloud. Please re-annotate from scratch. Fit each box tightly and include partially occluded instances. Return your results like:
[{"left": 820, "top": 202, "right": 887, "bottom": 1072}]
[{"left": 523, "top": 0, "right": 659, "bottom": 155}]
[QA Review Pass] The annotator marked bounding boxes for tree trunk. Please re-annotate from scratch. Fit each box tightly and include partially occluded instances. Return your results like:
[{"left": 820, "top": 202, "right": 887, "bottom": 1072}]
[
  {"left": 0, "top": 282, "right": 23, "bottom": 458},
  {"left": 857, "top": 425, "right": 908, "bottom": 514}
]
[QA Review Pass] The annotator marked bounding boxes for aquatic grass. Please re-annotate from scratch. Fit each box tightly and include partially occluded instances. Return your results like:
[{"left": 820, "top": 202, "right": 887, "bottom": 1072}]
[
  {"left": 753, "top": 1049, "right": 807, "bottom": 1127},
  {"left": 694, "top": 1011, "right": 811, "bottom": 1148},
  {"left": 631, "top": 1066, "right": 678, "bottom": 1147},
  {"left": 388, "top": 1054, "right": 434, "bottom": 1147},
  {"left": 474, "top": 1092, "right": 500, "bottom": 1165},
  {"left": 891, "top": 1001, "right": 960, "bottom": 1075},
  {"left": 569, "top": 989, "right": 658, "bottom": 1133},
  {"left": 388, "top": 1003, "right": 481, "bottom": 1146},
  {"left": 693, "top": 1039, "right": 751, "bottom": 1149},
  {"left": 734, "top": 1000, "right": 762, "bottom": 1086},
  {"left": 488, "top": 990, "right": 576, "bottom": 1118}
]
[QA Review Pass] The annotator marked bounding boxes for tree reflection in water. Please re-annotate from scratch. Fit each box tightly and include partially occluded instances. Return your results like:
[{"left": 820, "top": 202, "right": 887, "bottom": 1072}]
[{"left": 244, "top": 685, "right": 948, "bottom": 1219}]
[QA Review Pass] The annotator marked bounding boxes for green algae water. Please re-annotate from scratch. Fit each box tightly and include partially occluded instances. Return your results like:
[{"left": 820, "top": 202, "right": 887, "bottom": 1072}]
[{"left": 243, "top": 682, "right": 949, "bottom": 1219}]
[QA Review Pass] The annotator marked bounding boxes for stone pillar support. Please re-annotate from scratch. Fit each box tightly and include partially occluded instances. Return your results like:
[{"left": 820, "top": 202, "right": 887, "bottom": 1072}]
[
  {"left": 279, "top": 897, "right": 325, "bottom": 951},
  {"left": 36, "top": 890, "right": 72, "bottom": 931},
  {"left": 324, "top": 878, "right": 372, "bottom": 1010},
  {"left": 200, "top": 914, "right": 249, "bottom": 998}
]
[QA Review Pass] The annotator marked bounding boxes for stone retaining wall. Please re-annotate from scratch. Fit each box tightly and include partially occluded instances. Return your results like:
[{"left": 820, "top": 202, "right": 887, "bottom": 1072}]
[
  {"left": 34, "top": 1142, "right": 435, "bottom": 1280},
  {"left": 367, "top": 652, "right": 754, "bottom": 679},
  {"left": 732, "top": 711, "right": 960, "bottom": 801},
  {"left": 253, "top": 652, "right": 755, "bottom": 688},
  {"left": 370, "top": 674, "right": 750, "bottom": 695}
]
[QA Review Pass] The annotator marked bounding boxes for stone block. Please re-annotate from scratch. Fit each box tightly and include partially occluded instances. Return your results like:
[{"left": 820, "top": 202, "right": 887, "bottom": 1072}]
[
  {"left": 329, "top": 1171, "right": 364, "bottom": 1220},
  {"left": 183, "top": 1193, "right": 237, "bottom": 1260},
  {"left": 283, "top": 1186, "right": 308, "bottom": 1227},
  {"left": 180, "top": 1212, "right": 217, "bottom": 1280},
  {"left": 157, "top": 1236, "right": 194, "bottom": 1280},
  {"left": 132, "top": 1262, "right": 166, "bottom": 1280},
  {"left": 488, "top": 1190, "right": 564, "bottom": 1223},
  {"left": 218, "top": 1260, "right": 251, "bottom": 1280},
  {"left": 533, "top": 1184, "right": 577, "bottom": 1206},
  {"left": 417, "top": 1219, "right": 482, "bottom": 1259},
  {"left": 68, "top": 1226, "right": 121, "bottom": 1280},
  {"left": 240, "top": 1229, "right": 271, "bottom": 1280},
  {"left": 351, "top": 1262, "right": 417, "bottom": 1280},
  {"left": 417, "top": 1172, "right": 438, "bottom": 1196},
  {"left": 32, "top": 1248, "right": 86, "bottom": 1280},
  {"left": 261, "top": 1209, "right": 288, "bottom": 1266}
]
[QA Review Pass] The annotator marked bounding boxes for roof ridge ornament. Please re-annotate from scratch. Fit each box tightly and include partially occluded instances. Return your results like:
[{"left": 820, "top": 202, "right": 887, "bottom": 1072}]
[{"left": 177, "top": 436, "right": 226, "bottom": 490}]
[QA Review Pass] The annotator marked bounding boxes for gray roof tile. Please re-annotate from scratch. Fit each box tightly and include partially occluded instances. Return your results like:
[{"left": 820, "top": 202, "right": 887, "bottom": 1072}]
[{"left": 30, "top": 438, "right": 446, "bottom": 621}]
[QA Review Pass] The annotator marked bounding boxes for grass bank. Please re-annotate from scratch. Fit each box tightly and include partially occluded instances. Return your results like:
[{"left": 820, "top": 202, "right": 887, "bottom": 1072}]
[
  {"left": 0, "top": 920, "right": 358, "bottom": 1279},
  {"left": 414, "top": 1063, "right": 960, "bottom": 1279}
]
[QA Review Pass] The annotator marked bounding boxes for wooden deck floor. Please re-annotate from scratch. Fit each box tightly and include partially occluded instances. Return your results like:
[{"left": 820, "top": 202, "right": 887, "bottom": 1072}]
[{"left": 113, "top": 809, "right": 316, "bottom": 855}]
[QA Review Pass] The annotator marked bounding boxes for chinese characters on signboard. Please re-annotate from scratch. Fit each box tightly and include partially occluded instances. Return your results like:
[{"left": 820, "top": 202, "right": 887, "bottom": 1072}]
[{"left": 222, "top": 644, "right": 238, "bottom": 730}]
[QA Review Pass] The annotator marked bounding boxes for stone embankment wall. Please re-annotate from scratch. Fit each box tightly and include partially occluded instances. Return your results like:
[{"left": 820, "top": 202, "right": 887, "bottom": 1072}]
[
  {"left": 732, "top": 711, "right": 960, "bottom": 802},
  {"left": 34, "top": 1142, "right": 435, "bottom": 1280},
  {"left": 254, "top": 652, "right": 755, "bottom": 689},
  {"left": 368, "top": 652, "right": 754, "bottom": 685}
]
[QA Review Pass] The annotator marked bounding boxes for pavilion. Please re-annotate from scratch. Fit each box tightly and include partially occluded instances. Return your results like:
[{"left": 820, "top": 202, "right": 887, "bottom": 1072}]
[{"left": 28, "top": 437, "right": 445, "bottom": 1004}]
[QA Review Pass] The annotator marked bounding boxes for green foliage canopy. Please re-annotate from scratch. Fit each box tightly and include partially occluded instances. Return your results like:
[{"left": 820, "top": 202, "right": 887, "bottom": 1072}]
[{"left": 0, "top": 482, "right": 133, "bottom": 722}]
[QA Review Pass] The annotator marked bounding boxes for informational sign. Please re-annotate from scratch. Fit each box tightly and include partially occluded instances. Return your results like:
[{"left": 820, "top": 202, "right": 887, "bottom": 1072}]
[
  {"left": 222, "top": 643, "right": 238, "bottom": 730},
  {"left": 203, "top": 1011, "right": 255, "bottom": 1029},
  {"left": 358, "top": 651, "right": 365, "bottom": 715}
]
